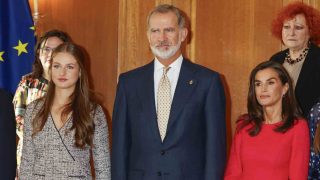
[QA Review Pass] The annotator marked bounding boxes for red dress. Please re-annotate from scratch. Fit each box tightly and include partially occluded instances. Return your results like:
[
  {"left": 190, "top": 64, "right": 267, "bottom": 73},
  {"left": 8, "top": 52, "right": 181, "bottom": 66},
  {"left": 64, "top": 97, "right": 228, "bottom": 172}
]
[{"left": 224, "top": 118, "right": 309, "bottom": 180}]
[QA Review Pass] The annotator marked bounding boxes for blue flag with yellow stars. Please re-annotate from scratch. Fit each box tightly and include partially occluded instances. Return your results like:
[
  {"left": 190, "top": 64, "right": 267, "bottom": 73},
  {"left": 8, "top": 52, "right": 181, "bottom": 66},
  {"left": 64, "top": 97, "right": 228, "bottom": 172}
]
[{"left": 0, "top": 0, "right": 35, "bottom": 94}]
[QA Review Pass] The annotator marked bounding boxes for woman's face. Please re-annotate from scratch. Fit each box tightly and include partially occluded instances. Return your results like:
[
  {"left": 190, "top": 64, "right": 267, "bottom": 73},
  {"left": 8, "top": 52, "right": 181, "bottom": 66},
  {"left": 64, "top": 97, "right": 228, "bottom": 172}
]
[
  {"left": 51, "top": 52, "right": 80, "bottom": 92},
  {"left": 282, "top": 14, "right": 310, "bottom": 51},
  {"left": 254, "top": 68, "right": 288, "bottom": 109},
  {"left": 39, "top": 37, "right": 64, "bottom": 74}
]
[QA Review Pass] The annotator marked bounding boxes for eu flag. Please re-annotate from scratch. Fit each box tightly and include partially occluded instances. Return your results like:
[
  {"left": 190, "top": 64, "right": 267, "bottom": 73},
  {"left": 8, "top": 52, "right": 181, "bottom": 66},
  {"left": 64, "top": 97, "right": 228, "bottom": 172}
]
[{"left": 0, "top": 0, "right": 36, "bottom": 94}]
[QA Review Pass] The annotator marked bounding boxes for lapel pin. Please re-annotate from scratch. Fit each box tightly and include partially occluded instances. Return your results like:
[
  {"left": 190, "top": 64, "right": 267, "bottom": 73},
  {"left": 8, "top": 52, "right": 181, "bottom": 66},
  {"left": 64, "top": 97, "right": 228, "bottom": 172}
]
[{"left": 189, "top": 80, "right": 193, "bottom": 85}]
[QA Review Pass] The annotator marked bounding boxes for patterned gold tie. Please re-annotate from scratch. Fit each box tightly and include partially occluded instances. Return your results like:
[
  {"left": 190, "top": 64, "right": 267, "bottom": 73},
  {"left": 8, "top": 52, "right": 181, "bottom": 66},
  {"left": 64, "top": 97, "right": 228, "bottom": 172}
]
[{"left": 157, "top": 67, "right": 171, "bottom": 141}]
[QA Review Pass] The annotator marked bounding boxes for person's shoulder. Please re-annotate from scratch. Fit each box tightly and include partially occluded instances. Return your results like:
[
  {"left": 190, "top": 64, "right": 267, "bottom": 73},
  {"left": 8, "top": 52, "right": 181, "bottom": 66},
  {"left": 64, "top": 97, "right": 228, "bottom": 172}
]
[
  {"left": 270, "top": 49, "right": 287, "bottom": 63},
  {"left": 18, "top": 73, "right": 38, "bottom": 85},
  {"left": 292, "top": 118, "right": 309, "bottom": 130},
  {"left": 27, "top": 98, "right": 44, "bottom": 110},
  {"left": 308, "top": 43, "right": 320, "bottom": 64},
  {"left": 91, "top": 103, "right": 108, "bottom": 125},
  {"left": 235, "top": 114, "right": 253, "bottom": 133},
  {"left": 183, "top": 59, "right": 222, "bottom": 83},
  {"left": 119, "top": 61, "right": 154, "bottom": 79},
  {"left": 93, "top": 103, "right": 104, "bottom": 114},
  {"left": 309, "top": 43, "right": 320, "bottom": 52},
  {"left": 21, "top": 73, "right": 35, "bottom": 80},
  {"left": 24, "top": 98, "right": 44, "bottom": 120},
  {"left": 184, "top": 59, "right": 220, "bottom": 74},
  {"left": 310, "top": 101, "right": 320, "bottom": 115}
]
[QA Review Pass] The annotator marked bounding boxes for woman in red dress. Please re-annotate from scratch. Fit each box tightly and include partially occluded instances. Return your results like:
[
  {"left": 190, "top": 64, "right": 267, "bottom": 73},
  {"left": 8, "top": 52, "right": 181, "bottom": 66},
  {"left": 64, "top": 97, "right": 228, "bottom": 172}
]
[{"left": 224, "top": 61, "right": 310, "bottom": 180}]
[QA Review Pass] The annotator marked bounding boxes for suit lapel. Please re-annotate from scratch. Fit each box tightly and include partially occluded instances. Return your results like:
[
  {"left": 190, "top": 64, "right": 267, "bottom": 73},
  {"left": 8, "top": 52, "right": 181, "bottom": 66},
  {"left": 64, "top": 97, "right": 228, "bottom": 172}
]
[
  {"left": 136, "top": 61, "right": 160, "bottom": 140},
  {"left": 165, "top": 59, "right": 198, "bottom": 140}
]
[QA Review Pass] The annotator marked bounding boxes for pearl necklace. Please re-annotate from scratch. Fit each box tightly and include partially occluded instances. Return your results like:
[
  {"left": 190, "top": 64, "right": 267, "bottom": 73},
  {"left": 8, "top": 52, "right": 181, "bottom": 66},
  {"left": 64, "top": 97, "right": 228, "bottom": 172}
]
[{"left": 285, "top": 47, "right": 309, "bottom": 65}]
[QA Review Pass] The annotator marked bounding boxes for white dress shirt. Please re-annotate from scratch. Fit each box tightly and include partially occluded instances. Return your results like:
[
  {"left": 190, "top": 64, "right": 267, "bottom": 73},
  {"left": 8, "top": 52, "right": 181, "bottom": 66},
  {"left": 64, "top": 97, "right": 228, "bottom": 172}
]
[{"left": 154, "top": 55, "right": 183, "bottom": 110}]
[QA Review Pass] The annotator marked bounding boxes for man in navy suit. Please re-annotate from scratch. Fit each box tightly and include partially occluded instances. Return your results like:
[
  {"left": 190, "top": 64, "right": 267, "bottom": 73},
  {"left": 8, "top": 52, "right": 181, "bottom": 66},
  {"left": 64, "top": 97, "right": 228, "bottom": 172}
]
[
  {"left": 112, "top": 4, "right": 226, "bottom": 180},
  {"left": 0, "top": 89, "right": 16, "bottom": 179}
]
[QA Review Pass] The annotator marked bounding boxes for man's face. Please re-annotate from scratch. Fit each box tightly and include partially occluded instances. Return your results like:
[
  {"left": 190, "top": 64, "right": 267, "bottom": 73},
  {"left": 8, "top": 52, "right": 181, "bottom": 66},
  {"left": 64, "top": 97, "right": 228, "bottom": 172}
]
[{"left": 147, "top": 12, "right": 187, "bottom": 62}]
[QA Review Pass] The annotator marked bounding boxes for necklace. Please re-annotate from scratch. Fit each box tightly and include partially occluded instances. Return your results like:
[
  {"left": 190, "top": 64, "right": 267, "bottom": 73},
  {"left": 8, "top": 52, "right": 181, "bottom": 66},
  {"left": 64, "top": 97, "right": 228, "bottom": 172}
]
[{"left": 285, "top": 47, "right": 309, "bottom": 65}]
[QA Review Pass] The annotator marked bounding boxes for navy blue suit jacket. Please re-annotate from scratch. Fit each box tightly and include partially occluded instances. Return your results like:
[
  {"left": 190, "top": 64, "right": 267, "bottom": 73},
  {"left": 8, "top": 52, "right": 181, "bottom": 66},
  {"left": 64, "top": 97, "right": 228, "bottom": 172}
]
[
  {"left": 112, "top": 59, "right": 226, "bottom": 180},
  {"left": 0, "top": 89, "right": 16, "bottom": 179}
]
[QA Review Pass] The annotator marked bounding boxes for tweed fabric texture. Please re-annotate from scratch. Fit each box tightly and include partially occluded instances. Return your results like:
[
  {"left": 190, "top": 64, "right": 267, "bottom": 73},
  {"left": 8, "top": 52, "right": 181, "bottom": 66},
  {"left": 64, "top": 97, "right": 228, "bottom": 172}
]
[{"left": 19, "top": 100, "right": 111, "bottom": 180}]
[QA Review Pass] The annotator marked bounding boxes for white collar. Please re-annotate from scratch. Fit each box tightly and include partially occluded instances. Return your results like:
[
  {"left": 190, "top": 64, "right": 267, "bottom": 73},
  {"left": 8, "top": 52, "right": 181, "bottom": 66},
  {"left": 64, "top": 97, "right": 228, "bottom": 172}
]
[{"left": 154, "top": 55, "right": 183, "bottom": 71}]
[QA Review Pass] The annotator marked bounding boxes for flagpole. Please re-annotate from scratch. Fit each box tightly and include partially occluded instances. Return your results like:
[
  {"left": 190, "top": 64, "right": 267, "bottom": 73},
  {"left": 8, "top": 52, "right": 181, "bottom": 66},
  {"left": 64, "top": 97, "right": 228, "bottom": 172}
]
[{"left": 33, "top": 0, "right": 39, "bottom": 25}]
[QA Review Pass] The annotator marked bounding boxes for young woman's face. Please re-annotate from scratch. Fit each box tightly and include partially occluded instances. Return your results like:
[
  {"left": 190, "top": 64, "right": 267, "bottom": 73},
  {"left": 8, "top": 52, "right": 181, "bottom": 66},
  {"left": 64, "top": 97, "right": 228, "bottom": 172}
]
[
  {"left": 51, "top": 52, "right": 80, "bottom": 91},
  {"left": 254, "top": 68, "right": 288, "bottom": 108}
]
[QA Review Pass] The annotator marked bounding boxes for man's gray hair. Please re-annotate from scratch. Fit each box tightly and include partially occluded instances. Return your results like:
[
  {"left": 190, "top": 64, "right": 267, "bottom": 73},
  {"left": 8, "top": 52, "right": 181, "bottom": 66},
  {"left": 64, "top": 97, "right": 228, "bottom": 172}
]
[{"left": 147, "top": 4, "right": 186, "bottom": 29}]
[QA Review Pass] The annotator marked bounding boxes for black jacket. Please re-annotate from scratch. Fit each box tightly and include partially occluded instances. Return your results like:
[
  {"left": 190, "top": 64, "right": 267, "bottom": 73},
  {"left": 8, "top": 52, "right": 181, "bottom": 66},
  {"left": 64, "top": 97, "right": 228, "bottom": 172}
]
[
  {"left": 0, "top": 88, "right": 16, "bottom": 179},
  {"left": 270, "top": 43, "right": 320, "bottom": 117}
]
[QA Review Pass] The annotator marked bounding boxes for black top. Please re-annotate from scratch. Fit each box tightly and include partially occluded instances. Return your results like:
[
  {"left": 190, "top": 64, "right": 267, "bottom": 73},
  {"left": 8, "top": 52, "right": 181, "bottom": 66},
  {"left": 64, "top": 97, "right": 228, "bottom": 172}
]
[{"left": 270, "top": 43, "right": 320, "bottom": 117}]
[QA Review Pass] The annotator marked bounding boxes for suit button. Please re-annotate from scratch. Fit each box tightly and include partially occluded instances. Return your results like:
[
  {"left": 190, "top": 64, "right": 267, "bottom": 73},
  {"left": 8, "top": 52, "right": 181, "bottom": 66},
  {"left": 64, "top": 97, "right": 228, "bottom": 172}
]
[
  {"left": 157, "top": 171, "right": 162, "bottom": 176},
  {"left": 161, "top": 150, "right": 165, "bottom": 155}
]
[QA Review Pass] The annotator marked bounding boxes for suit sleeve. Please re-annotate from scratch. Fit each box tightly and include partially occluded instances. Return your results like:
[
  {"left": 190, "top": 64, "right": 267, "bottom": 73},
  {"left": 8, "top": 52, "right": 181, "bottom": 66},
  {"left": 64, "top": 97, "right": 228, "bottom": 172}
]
[
  {"left": 13, "top": 78, "right": 28, "bottom": 136},
  {"left": 204, "top": 74, "right": 226, "bottom": 180},
  {"left": 19, "top": 102, "right": 36, "bottom": 179},
  {"left": 224, "top": 129, "right": 242, "bottom": 180},
  {"left": 111, "top": 75, "right": 130, "bottom": 180},
  {"left": 92, "top": 105, "right": 111, "bottom": 180},
  {"left": 289, "top": 120, "right": 310, "bottom": 180}
]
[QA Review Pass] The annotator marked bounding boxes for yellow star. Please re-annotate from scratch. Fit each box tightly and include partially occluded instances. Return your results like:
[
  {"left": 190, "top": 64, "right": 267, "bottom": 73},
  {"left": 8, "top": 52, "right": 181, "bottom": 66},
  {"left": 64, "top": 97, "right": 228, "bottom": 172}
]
[
  {"left": 13, "top": 40, "right": 28, "bottom": 56},
  {"left": 0, "top": 51, "right": 4, "bottom": 62},
  {"left": 30, "top": 26, "right": 36, "bottom": 36}
]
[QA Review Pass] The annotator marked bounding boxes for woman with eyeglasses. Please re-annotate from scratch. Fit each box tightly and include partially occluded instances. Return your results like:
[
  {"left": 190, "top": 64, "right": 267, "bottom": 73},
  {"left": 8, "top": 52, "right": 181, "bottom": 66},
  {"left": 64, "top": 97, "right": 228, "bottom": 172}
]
[
  {"left": 13, "top": 30, "right": 71, "bottom": 171},
  {"left": 19, "top": 42, "right": 111, "bottom": 179}
]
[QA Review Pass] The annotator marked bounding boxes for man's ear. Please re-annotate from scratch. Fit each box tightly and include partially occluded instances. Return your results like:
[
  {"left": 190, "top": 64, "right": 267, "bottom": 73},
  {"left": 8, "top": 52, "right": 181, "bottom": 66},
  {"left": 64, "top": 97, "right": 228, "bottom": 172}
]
[{"left": 180, "top": 28, "right": 188, "bottom": 42}]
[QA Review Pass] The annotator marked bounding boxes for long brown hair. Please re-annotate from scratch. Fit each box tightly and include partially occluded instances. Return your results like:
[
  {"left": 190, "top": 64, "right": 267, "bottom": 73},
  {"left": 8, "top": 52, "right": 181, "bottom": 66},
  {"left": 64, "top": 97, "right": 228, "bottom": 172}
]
[
  {"left": 32, "top": 42, "right": 96, "bottom": 148},
  {"left": 312, "top": 101, "right": 320, "bottom": 153},
  {"left": 31, "top": 30, "right": 71, "bottom": 79},
  {"left": 315, "top": 122, "right": 320, "bottom": 153},
  {"left": 238, "top": 61, "right": 302, "bottom": 136}
]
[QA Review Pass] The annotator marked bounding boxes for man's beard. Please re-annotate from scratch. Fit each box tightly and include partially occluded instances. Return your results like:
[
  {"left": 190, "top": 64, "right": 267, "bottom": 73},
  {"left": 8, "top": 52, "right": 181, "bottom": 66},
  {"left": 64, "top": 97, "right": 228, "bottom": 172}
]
[{"left": 150, "top": 40, "right": 181, "bottom": 60}]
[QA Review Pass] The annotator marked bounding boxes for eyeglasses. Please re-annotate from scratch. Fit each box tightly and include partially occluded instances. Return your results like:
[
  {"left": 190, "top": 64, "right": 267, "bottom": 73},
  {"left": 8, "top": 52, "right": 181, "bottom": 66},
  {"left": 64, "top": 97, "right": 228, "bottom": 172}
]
[{"left": 40, "top": 47, "right": 55, "bottom": 54}]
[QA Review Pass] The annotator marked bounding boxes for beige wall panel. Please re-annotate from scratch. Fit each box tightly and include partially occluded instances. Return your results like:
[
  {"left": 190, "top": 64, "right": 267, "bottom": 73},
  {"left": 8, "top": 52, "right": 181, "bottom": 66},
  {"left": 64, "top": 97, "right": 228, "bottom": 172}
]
[
  {"left": 195, "top": 0, "right": 282, "bottom": 142},
  {"left": 283, "top": 0, "right": 302, "bottom": 5},
  {"left": 118, "top": 0, "right": 194, "bottom": 74},
  {"left": 118, "top": 0, "right": 155, "bottom": 74},
  {"left": 172, "top": 0, "right": 196, "bottom": 60},
  {"left": 30, "top": 0, "right": 119, "bottom": 120}
]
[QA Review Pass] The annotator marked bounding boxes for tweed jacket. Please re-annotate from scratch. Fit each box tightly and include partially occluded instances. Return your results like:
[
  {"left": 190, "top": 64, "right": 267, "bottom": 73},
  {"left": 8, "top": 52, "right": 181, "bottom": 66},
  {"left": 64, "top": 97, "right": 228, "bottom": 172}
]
[{"left": 19, "top": 100, "right": 111, "bottom": 180}]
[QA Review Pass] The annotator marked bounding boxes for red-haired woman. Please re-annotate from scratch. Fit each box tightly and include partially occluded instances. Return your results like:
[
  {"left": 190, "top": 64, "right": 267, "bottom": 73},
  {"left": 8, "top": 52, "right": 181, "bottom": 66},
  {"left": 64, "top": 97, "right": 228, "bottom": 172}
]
[{"left": 270, "top": 2, "right": 320, "bottom": 117}]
